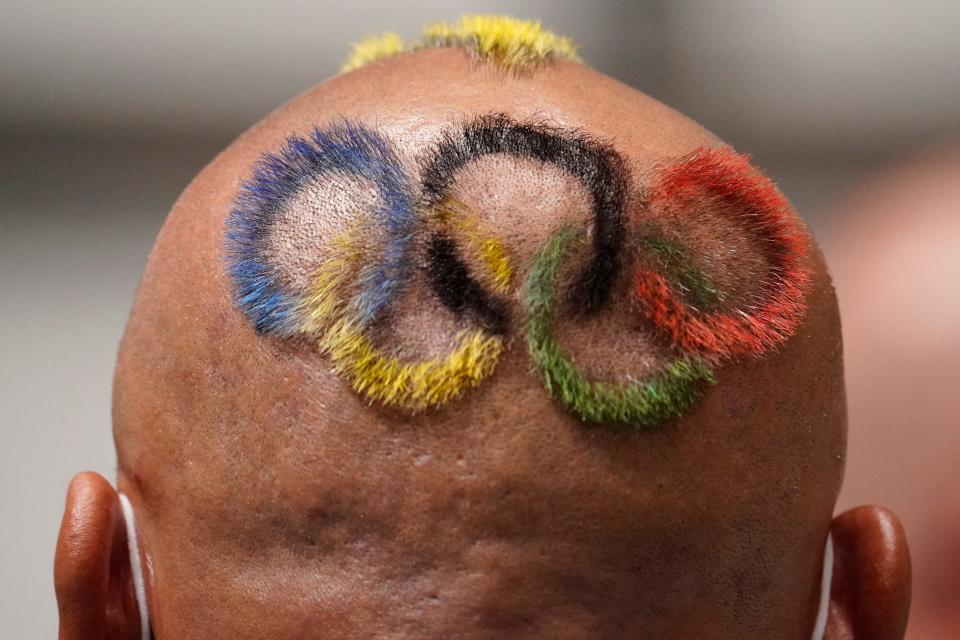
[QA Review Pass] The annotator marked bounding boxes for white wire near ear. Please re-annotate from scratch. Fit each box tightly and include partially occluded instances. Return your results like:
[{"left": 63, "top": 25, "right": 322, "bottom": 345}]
[
  {"left": 811, "top": 533, "right": 834, "bottom": 640},
  {"left": 119, "top": 494, "right": 152, "bottom": 640}
]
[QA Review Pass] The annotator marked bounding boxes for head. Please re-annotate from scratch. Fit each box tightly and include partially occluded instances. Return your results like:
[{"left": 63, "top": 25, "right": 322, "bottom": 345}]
[{"left": 55, "top": 16, "right": 910, "bottom": 640}]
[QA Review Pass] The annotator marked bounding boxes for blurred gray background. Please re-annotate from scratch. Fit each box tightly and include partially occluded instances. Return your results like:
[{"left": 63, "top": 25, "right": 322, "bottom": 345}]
[{"left": 2, "top": 1, "right": 958, "bottom": 637}]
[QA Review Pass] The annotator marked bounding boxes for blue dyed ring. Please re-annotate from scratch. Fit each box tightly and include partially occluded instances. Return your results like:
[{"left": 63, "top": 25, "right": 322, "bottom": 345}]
[{"left": 225, "top": 121, "right": 416, "bottom": 336}]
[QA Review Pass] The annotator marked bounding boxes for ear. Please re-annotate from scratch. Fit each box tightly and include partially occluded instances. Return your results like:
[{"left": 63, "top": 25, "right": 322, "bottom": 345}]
[
  {"left": 54, "top": 472, "right": 143, "bottom": 640},
  {"left": 827, "top": 506, "right": 911, "bottom": 640}
]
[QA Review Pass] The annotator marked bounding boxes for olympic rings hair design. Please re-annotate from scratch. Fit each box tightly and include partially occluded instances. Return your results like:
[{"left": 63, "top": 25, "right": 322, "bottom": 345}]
[{"left": 226, "top": 116, "right": 811, "bottom": 426}]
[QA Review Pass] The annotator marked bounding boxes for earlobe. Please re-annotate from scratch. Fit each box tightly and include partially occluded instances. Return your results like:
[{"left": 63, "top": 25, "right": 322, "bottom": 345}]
[
  {"left": 54, "top": 472, "right": 142, "bottom": 640},
  {"left": 826, "top": 506, "right": 912, "bottom": 640}
]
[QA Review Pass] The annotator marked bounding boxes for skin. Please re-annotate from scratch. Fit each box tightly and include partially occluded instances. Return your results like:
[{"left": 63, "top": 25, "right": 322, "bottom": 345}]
[{"left": 55, "top": 48, "right": 910, "bottom": 639}]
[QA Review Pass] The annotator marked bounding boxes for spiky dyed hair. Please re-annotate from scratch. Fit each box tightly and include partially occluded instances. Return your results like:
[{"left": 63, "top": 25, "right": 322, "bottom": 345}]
[
  {"left": 341, "top": 15, "right": 581, "bottom": 74},
  {"left": 226, "top": 108, "right": 812, "bottom": 429}
]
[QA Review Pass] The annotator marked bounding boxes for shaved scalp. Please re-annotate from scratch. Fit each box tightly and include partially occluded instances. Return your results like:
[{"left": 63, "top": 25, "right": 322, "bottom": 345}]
[{"left": 113, "top": 23, "right": 844, "bottom": 640}]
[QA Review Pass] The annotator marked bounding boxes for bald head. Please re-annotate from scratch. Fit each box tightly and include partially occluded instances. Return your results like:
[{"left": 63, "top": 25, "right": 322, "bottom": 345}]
[{"left": 52, "top": 19, "right": 910, "bottom": 640}]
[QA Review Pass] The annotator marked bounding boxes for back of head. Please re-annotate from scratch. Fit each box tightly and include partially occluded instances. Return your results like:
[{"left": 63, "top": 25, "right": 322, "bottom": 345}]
[{"left": 55, "top": 16, "right": 909, "bottom": 640}]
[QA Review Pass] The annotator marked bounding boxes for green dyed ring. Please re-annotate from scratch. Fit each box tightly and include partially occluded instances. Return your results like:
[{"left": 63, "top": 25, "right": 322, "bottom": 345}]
[{"left": 522, "top": 225, "right": 716, "bottom": 430}]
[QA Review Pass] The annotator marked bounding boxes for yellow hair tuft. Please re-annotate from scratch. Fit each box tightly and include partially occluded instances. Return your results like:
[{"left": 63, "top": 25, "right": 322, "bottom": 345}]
[
  {"left": 341, "top": 32, "right": 407, "bottom": 73},
  {"left": 340, "top": 15, "right": 581, "bottom": 74},
  {"left": 420, "top": 15, "right": 581, "bottom": 70}
]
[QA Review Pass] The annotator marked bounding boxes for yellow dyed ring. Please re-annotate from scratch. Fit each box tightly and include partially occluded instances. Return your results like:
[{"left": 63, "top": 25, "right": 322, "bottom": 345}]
[{"left": 302, "top": 204, "right": 512, "bottom": 412}]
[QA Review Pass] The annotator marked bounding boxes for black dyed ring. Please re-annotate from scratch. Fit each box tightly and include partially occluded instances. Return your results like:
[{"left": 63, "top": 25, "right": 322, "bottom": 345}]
[{"left": 419, "top": 113, "right": 631, "bottom": 313}]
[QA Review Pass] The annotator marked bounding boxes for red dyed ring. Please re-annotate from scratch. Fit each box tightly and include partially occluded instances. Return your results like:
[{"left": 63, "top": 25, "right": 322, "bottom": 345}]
[{"left": 633, "top": 148, "right": 811, "bottom": 361}]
